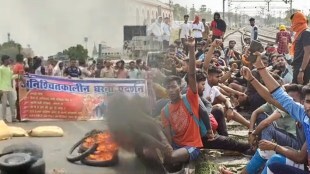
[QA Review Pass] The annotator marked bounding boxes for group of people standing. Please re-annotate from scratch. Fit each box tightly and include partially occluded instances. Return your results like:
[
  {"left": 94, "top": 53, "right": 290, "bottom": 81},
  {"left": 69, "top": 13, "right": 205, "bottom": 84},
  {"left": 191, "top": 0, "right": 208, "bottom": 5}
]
[{"left": 147, "top": 12, "right": 227, "bottom": 52}]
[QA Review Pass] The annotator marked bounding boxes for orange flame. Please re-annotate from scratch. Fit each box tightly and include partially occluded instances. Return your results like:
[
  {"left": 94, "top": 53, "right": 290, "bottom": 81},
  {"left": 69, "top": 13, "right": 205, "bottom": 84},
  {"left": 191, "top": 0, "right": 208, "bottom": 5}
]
[{"left": 82, "top": 132, "right": 118, "bottom": 161}]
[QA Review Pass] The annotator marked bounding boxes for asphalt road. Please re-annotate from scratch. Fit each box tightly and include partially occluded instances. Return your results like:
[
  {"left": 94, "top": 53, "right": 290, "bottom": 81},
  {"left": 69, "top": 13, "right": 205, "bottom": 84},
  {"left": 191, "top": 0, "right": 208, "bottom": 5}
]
[{"left": 0, "top": 120, "right": 149, "bottom": 174}]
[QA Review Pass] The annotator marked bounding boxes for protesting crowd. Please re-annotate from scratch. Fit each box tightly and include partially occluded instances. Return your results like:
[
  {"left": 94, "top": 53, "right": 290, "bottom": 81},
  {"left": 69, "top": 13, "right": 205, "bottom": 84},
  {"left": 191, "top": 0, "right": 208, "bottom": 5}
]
[
  {"left": 0, "top": 9, "right": 310, "bottom": 174},
  {"left": 107, "top": 11, "right": 310, "bottom": 174}
]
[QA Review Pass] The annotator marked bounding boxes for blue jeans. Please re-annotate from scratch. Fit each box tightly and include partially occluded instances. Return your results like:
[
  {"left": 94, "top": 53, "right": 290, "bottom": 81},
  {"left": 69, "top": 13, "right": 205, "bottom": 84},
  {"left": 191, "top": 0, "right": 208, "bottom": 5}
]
[
  {"left": 246, "top": 150, "right": 267, "bottom": 174},
  {"left": 256, "top": 114, "right": 302, "bottom": 150},
  {"left": 268, "top": 163, "right": 309, "bottom": 174},
  {"left": 261, "top": 124, "right": 302, "bottom": 150},
  {"left": 172, "top": 144, "right": 200, "bottom": 161},
  {"left": 246, "top": 151, "right": 304, "bottom": 174}
]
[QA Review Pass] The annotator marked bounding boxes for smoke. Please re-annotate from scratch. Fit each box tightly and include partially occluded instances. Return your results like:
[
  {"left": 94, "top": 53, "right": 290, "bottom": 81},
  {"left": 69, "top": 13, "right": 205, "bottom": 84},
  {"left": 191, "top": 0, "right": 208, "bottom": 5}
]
[{"left": 0, "top": 0, "right": 134, "bottom": 57}]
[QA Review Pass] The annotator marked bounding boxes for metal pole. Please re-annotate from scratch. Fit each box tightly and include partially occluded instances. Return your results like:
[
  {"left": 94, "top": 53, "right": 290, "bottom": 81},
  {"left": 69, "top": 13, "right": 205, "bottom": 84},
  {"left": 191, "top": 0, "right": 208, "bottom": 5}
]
[
  {"left": 290, "top": 0, "right": 293, "bottom": 14},
  {"left": 223, "top": 0, "right": 225, "bottom": 21}
]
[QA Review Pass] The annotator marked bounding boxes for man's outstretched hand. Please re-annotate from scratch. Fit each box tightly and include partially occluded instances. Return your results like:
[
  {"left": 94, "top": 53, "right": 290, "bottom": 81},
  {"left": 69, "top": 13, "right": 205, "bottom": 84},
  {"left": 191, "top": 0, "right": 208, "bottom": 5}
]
[
  {"left": 211, "top": 39, "right": 223, "bottom": 48},
  {"left": 185, "top": 37, "right": 196, "bottom": 48},
  {"left": 240, "top": 66, "right": 254, "bottom": 81}
]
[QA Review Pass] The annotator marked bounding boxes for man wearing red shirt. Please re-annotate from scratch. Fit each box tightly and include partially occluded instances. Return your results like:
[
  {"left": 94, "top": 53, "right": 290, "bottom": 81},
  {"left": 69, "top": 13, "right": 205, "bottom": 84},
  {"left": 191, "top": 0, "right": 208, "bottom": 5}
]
[
  {"left": 276, "top": 25, "right": 292, "bottom": 55},
  {"left": 210, "top": 12, "right": 227, "bottom": 41},
  {"left": 12, "top": 54, "right": 25, "bottom": 121},
  {"left": 161, "top": 37, "right": 202, "bottom": 164}
]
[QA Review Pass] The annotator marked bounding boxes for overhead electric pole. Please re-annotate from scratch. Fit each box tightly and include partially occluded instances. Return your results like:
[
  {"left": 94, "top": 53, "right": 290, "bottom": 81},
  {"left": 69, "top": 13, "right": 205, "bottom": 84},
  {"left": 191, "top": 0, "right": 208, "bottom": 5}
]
[
  {"left": 223, "top": 0, "right": 225, "bottom": 21},
  {"left": 290, "top": 0, "right": 293, "bottom": 14}
]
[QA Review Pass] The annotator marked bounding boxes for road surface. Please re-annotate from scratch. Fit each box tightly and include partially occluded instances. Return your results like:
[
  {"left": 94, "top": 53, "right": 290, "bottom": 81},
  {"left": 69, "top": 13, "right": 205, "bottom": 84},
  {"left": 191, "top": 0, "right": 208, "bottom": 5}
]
[{"left": 0, "top": 115, "right": 148, "bottom": 174}]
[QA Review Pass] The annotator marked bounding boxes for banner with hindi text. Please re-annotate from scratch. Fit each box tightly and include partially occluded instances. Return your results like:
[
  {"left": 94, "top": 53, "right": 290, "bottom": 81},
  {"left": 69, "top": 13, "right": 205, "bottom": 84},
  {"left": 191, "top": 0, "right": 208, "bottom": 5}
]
[{"left": 19, "top": 74, "right": 147, "bottom": 121}]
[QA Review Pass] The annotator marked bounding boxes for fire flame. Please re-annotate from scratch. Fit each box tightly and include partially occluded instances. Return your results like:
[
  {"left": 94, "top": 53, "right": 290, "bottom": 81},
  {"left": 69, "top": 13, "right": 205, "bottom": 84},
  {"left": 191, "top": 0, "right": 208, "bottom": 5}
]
[{"left": 82, "top": 132, "right": 118, "bottom": 161}]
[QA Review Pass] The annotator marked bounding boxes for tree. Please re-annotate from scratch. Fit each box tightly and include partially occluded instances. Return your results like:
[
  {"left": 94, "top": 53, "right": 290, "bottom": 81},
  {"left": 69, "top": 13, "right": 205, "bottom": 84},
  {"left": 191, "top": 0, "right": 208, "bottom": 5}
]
[
  {"left": 198, "top": 6, "right": 212, "bottom": 22},
  {"left": 172, "top": 3, "right": 188, "bottom": 21},
  {"left": 189, "top": 4, "right": 196, "bottom": 20},
  {"left": 0, "top": 40, "right": 22, "bottom": 59},
  {"left": 63, "top": 44, "right": 88, "bottom": 61}
]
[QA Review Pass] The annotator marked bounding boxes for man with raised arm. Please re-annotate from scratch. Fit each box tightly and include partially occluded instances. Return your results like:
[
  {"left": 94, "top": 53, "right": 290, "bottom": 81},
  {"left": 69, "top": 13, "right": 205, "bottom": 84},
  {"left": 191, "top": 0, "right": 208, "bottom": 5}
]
[
  {"left": 161, "top": 37, "right": 202, "bottom": 164},
  {"left": 240, "top": 51, "right": 310, "bottom": 173}
]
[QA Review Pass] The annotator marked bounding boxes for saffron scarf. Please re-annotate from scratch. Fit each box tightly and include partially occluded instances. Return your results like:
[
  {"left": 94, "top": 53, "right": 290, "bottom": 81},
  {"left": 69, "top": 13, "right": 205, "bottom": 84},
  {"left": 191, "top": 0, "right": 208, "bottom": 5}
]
[
  {"left": 290, "top": 11, "right": 309, "bottom": 56},
  {"left": 193, "top": 15, "right": 200, "bottom": 25}
]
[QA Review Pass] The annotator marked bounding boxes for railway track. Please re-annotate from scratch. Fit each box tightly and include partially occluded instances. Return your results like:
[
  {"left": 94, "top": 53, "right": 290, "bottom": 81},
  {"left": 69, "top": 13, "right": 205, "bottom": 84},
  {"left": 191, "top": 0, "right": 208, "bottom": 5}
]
[
  {"left": 222, "top": 27, "right": 278, "bottom": 53},
  {"left": 243, "top": 27, "right": 277, "bottom": 45}
]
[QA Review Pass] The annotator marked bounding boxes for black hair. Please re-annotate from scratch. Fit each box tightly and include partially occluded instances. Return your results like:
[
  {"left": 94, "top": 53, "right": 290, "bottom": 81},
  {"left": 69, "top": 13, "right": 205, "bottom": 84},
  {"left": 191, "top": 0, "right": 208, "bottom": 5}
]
[
  {"left": 270, "top": 54, "right": 278, "bottom": 59},
  {"left": 1, "top": 55, "right": 10, "bottom": 63},
  {"left": 79, "top": 59, "right": 86, "bottom": 66},
  {"left": 302, "top": 84, "right": 310, "bottom": 99},
  {"left": 136, "top": 59, "right": 142, "bottom": 65},
  {"left": 213, "top": 50, "right": 221, "bottom": 56},
  {"left": 117, "top": 60, "right": 125, "bottom": 65},
  {"left": 214, "top": 12, "right": 220, "bottom": 18},
  {"left": 249, "top": 18, "right": 255, "bottom": 21},
  {"left": 16, "top": 54, "right": 24, "bottom": 63},
  {"left": 290, "top": 14, "right": 295, "bottom": 20},
  {"left": 32, "top": 57, "right": 42, "bottom": 70},
  {"left": 229, "top": 40, "right": 236, "bottom": 44},
  {"left": 164, "top": 75, "right": 182, "bottom": 87},
  {"left": 184, "top": 70, "right": 207, "bottom": 84},
  {"left": 208, "top": 65, "right": 222, "bottom": 75},
  {"left": 285, "top": 84, "right": 303, "bottom": 94},
  {"left": 184, "top": 15, "right": 189, "bottom": 18},
  {"left": 93, "top": 60, "right": 96, "bottom": 64}
]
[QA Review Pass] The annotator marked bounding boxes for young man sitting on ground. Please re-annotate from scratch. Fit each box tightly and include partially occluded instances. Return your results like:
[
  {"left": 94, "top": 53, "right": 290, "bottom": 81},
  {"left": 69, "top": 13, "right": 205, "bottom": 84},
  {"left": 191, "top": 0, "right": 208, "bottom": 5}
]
[
  {"left": 202, "top": 39, "right": 250, "bottom": 129},
  {"left": 184, "top": 70, "right": 253, "bottom": 155},
  {"left": 248, "top": 83, "right": 304, "bottom": 150},
  {"left": 221, "top": 52, "right": 310, "bottom": 174},
  {"left": 161, "top": 37, "right": 202, "bottom": 165}
]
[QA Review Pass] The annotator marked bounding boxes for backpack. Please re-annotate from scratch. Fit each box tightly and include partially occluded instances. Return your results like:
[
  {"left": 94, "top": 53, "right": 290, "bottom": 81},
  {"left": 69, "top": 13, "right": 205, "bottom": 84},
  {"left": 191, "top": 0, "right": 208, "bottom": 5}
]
[{"left": 163, "top": 95, "right": 207, "bottom": 137}]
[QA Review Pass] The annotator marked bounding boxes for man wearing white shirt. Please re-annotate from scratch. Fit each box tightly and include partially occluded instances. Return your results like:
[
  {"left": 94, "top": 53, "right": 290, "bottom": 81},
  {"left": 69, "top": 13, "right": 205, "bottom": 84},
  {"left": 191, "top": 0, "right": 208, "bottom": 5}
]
[
  {"left": 179, "top": 15, "right": 191, "bottom": 55},
  {"left": 162, "top": 17, "right": 171, "bottom": 50},
  {"left": 191, "top": 15, "right": 205, "bottom": 50},
  {"left": 147, "top": 16, "right": 163, "bottom": 41}
]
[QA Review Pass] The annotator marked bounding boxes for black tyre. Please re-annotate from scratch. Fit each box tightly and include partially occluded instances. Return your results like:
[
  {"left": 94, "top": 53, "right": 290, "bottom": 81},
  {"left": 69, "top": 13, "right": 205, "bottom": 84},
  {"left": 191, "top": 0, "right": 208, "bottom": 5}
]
[
  {"left": 2, "top": 142, "right": 43, "bottom": 159},
  {"left": 66, "top": 136, "right": 98, "bottom": 163},
  {"left": 81, "top": 154, "right": 119, "bottom": 167},
  {"left": 26, "top": 158, "right": 45, "bottom": 174},
  {"left": 0, "top": 153, "right": 33, "bottom": 173}
]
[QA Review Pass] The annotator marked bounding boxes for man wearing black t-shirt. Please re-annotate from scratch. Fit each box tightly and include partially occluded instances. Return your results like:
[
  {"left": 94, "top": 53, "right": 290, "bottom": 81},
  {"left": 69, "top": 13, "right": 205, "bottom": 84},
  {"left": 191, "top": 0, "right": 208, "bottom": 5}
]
[
  {"left": 290, "top": 12, "right": 310, "bottom": 85},
  {"left": 64, "top": 58, "right": 82, "bottom": 78}
]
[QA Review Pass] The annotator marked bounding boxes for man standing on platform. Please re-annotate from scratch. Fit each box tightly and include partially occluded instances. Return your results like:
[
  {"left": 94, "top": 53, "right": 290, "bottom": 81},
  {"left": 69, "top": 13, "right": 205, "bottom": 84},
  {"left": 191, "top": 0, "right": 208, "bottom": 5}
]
[
  {"left": 179, "top": 15, "right": 191, "bottom": 55},
  {"left": 249, "top": 18, "right": 258, "bottom": 41}
]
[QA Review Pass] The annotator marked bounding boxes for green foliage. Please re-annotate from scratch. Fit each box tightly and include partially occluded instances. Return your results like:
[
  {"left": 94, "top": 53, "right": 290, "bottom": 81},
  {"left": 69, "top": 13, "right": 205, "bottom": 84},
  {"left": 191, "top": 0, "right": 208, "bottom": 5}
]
[
  {"left": 196, "top": 161, "right": 219, "bottom": 174},
  {"left": 63, "top": 44, "right": 88, "bottom": 61},
  {"left": 0, "top": 40, "right": 22, "bottom": 59},
  {"left": 199, "top": 8, "right": 213, "bottom": 22},
  {"left": 172, "top": 4, "right": 188, "bottom": 21},
  {"left": 173, "top": 4, "right": 213, "bottom": 22}
]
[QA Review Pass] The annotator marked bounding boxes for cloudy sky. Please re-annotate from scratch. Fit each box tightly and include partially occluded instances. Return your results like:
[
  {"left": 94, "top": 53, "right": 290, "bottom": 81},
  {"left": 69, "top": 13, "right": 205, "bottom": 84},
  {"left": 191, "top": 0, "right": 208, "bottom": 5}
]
[
  {"left": 164, "top": 0, "right": 310, "bottom": 14},
  {"left": 0, "top": 0, "right": 309, "bottom": 57}
]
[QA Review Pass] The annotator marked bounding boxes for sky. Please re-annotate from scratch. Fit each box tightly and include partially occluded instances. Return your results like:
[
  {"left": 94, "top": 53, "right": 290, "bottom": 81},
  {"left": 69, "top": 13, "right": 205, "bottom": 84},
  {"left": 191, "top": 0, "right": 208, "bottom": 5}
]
[
  {"left": 163, "top": 0, "right": 310, "bottom": 15},
  {"left": 0, "top": 0, "right": 309, "bottom": 58}
]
